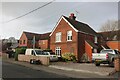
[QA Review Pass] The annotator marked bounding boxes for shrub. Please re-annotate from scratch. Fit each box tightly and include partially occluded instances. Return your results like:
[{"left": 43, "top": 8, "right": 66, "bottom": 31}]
[
  {"left": 62, "top": 53, "right": 76, "bottom": 62},
  {"left": 14, "top": 47, "right": 27, "bottom": 61},
  {"left": 80, "top": 53, "right": 90, "bottom": 62},
  {"left": 15, "top": 47, "right": 27, "bottom": 54}
]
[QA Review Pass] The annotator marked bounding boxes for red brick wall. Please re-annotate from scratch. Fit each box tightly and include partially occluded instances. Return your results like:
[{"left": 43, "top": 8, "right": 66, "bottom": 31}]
[
  {"left": 85, "top": 41, "right": 92, "bottom": 62},
  {"left": 50, "top": 18, "right": 78, "bottom": 59},
  {"left": 78, "top": 32, "right": 94, "bottom": 61},
  {"left": 19, "top": 33, "right": 28, "bottom": 47},
  {"left": 39, "top": 40, "right": 49, "bottom": 49},
  {"left": 107, "top": 41, "right": 120, "bottom": 51}
]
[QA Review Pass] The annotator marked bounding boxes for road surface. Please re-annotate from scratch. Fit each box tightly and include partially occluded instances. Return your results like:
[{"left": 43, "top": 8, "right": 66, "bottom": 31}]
[{"left": 2, "top": 61, "right": 67, "bottom": 79}]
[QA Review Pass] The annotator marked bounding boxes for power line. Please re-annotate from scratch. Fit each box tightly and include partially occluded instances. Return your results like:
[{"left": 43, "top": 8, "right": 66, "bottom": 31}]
[{"left": 3, "top": 0, "right": 55, "bottom": 23}]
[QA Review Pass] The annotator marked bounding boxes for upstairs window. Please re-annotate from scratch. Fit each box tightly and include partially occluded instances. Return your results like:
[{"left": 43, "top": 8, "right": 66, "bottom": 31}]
[
  {"left": 23, "top": 40, "right": 26, "bottom": 44},
  {"left": 56, "top": 32, "right": 61, "bottom": 42},
  {"left": 19, "top": 40, "right": 22, "bottom": 44},
  {"left": 67, "top": 31, "right": 72, "bottom": 41},
  {"left": 94, "top": 36, "right": 98, "bottom": 43}
]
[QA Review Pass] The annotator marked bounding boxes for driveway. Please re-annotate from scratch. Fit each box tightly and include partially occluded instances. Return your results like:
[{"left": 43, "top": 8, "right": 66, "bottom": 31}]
[{"left": 49, "top": 62, "right": 115, "bottom": 76}]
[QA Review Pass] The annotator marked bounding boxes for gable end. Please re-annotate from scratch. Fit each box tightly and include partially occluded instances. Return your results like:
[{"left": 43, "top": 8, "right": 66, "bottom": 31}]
[{"left": 50, "top": 16, "right": 78, "bottom": 36}]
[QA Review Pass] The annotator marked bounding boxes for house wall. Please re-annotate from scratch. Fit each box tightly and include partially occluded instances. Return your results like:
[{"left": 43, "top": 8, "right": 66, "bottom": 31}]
[
  {"left": 106, "top": 41, "right": 120, "bottom": 51},
  {"left": 50, "top": 18, "right": 78, "bottom": 59},
  {"left": 39, "top": 40, "right": 49, "bottom": 49},
  {"left": 85, "top": 41, "right": 92, "bottom": 62},
  {"left": 78, "top": 32, "right": 94, "bottom": 62},
  {"left": 19, "top": 33, "right": 28, "bottom": 47},
  {"left": 27, "top": 40, "right": 32, "bottom": 48}
]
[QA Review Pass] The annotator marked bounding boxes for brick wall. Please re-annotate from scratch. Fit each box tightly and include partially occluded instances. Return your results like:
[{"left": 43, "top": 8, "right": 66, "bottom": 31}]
[
  {"left": 19, "top": 33, "right": 28, "bottom": 47},
  {"left": 78, "top": 32, "right": 94, "bottom": 61},
  {"left": 39, "top": 40, "right": 49, "bottom": 49},
  {"left": 85, "top": 41, "right": 92, "bottom": 62},
  {"left": 107, "top": 41, "right": 120, "bottom": 51},
  {"left": 114, "top": 56, "right": 120, "bottom": 71},
  {"left": 18, "top": 55, "right": 49, "bottom": 65}
]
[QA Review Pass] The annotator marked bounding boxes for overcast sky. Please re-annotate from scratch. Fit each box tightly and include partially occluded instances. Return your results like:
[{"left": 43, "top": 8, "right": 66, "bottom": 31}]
[{"left": 0, "top": 0, "right": 119, "bottom": 39}]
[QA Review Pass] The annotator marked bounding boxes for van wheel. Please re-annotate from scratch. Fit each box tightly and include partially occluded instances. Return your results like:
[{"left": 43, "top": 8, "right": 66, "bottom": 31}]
[
  {"left": 95, "top": 62, "right": 100, "bottom": 66},
  {"left": 30, "top": 59, "right": 34, "bottom": 64}
]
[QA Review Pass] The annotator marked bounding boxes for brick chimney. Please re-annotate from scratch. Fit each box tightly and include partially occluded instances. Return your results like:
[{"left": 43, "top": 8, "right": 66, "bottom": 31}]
[{"left": 69, "top": 13, "right": 76, "bottom": 20}]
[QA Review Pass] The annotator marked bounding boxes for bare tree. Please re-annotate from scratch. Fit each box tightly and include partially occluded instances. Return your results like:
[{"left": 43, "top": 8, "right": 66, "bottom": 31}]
[
  {"left": 99, "top": 20, "right": 120, "bottom": 41},
  {"left": 100, "top": 20, "right": 119, "bottom": 32}
]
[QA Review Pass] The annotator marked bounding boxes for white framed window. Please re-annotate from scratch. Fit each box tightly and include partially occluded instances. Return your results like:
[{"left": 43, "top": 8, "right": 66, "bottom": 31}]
[
  {"left": 94, "top": 36, "right": 97, "bottom": 43},
  {"left": 55, "top": 47, "right": 61, "bottom": 57},
  {"left": 67, "top": 30, "right": 72, "bottom": 41},
  {"left": 56, "top": 32, "right": 61, "bottom": 42}
]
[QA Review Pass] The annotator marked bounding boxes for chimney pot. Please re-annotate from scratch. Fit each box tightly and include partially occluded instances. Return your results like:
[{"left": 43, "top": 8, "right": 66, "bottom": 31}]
[{"left": 69, "top": 13, "right": 76, "bottom": 20}]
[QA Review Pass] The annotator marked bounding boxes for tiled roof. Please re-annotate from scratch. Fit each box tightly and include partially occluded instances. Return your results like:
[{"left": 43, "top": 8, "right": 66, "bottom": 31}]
[
  {"left": 23, "top": 31, "right": 51, "bottom": 41},
  {"left": 98, "top": 30, "right": 120, "bottom": 41},
  {"left": 86, "top": 40, "right": 98, "bottom": 49},
  {"left": 40, "top": 32, "right": 51, "bottom": 40},
  {"left": 23, "top": 31, "right": 40, "bottom": 41},
  {"left": 63, "top": 16, "right": 97, "bottom": 36}
]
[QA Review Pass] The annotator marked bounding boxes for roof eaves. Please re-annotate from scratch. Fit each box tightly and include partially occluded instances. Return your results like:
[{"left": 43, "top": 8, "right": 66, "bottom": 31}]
[
  {"left": 85, "top": 41, "right": 93, "bottom": 49},
  {"left": 78, "top": 30, "right": 96, "bottom": 36},
  {"left": 50, "top": 16, "right": 79, "bottom": 36}
]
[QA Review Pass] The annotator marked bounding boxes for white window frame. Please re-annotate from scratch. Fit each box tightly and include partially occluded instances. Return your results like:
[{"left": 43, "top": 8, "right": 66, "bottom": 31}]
[
  {"left": 94, "top": 36, "right": 98, "bottom": 43},
  {"left": 67, "top": 30, "right": 72, "bottom": 41},
  {"left": 56, "top": 32, "right": 61, "bottom": 42},
  {"left": 55, "top": 47, "right": 61, "bottom": 57}
]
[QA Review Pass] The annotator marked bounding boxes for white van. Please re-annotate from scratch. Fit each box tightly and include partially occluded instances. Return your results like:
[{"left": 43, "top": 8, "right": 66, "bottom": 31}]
[{"left": 25, "top": 49, "right": 58, "bottom": 63}]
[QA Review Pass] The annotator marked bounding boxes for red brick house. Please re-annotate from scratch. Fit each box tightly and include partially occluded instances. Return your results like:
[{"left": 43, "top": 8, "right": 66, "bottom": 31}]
[
  {"left": 19, "top": 31, "right": 50, "bottom": 49},
  {"left": 50, "top": 13, "right": 99, "bottom": 62}
]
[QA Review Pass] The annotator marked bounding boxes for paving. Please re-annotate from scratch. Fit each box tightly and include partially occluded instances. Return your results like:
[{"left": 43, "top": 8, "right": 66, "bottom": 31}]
[{"left": 49, "top": 62, "right": 115, "bottom": 76}]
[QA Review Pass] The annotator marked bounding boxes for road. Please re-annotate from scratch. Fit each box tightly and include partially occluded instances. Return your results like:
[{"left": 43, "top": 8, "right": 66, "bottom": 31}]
[
  {"left": 1, "top": 60, "right": 118, "bottom": 80},
  {"left": 2, "top": 62, "right": 67, "bottom": 79}
]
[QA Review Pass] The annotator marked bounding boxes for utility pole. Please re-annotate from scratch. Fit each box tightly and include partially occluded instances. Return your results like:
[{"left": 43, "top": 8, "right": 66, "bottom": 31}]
[{"left": 32, "top": 36, "right": 35, "bottom": 49}]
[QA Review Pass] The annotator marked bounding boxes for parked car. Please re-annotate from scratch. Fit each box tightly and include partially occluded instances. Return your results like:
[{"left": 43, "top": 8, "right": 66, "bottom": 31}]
[
  {"left": 92, "top": 49, "right": 120, "bottom": 66},
  {"left": 43, "top": 50, "right": 58, "bottom": 62}
]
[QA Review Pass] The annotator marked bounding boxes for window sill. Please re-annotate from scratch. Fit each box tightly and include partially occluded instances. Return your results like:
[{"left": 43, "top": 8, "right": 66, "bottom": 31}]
[
  {"left": 94, "top": 42, "right": 98, "bottom": 44},
  {"left": 67, "top": 40, "right": 72, "bottom": 41},
  {"left": 55, "top": 41, "right": 61, "bottom": 43}
]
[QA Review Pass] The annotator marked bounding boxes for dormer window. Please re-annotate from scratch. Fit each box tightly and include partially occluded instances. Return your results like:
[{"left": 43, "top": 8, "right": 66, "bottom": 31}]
[{"left": 67, "top": 30, "right": 72, "bottom": 41}]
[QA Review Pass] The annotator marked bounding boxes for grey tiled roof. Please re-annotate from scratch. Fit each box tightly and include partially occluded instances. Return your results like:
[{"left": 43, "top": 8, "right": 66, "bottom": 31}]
[
  {"left": 86, "top": 40, "right": 98, "bottom": 49},
  {"left": 23, "top": 31, "right": 51, "bottom": 41},
  {"left": 63, "top": 16, "right": 97, "bottom": 36}
]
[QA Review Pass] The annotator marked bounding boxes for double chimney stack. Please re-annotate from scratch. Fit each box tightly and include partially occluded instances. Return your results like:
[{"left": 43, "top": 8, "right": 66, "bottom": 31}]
[{"left": 69, "top": 13, "right": 76, "bottom": 20}]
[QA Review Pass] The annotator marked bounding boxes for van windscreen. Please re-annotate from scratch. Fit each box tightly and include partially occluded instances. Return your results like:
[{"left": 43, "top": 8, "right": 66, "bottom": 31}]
[{"left": 35, "top": 50, "right": 44, "bottom": 55}]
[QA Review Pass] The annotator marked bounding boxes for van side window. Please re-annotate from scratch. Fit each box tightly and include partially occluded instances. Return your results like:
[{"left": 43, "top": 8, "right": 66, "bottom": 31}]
[{"left": 32, "top": 50, "right": 35, "bottom": 55}]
